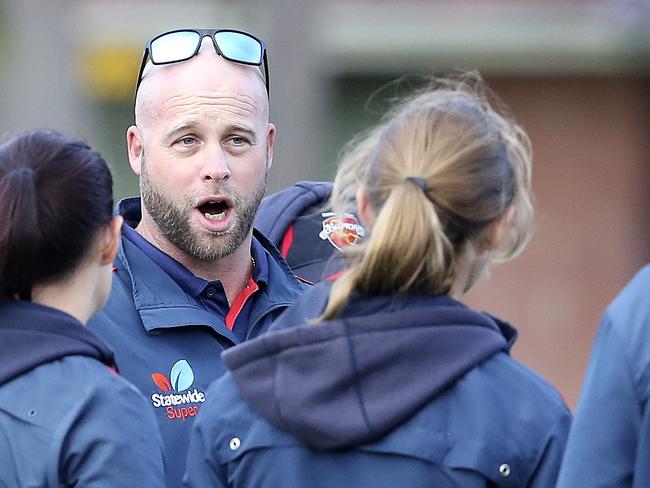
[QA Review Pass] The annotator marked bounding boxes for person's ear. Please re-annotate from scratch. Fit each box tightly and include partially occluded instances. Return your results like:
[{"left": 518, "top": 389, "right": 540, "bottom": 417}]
[
  {"left": 99, "top": 216, "right": 123, "bottom": 265},
  {"left": 265, "top": 123, "right": 276, "bottom": 171},
  {"left": 356, "top": 185, "right": 375, "bottom": 229},
  {"left": 126, "top": 126, "right": 144, "bottom": 175},
  {"left": 484, "top": 205, "right": 515, "bottom": 251}
]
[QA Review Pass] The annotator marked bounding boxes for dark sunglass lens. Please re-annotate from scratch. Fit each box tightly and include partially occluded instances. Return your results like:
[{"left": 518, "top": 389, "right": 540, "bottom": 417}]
[
  {"left": 214, "top": 31, "right": 263, "bottom": 64},
  {"left": 150, "top": 31, "right": 201, "bottom": 64}
]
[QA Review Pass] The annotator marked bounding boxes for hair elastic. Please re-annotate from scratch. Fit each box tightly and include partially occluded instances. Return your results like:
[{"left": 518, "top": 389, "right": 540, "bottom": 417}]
[{"left": 404, "top": 176, "right": 429, "bottom": 194}]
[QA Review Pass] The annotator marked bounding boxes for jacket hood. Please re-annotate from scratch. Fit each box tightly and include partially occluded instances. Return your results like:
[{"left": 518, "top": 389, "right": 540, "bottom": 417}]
[
  {"left": 255, "top": 181, "right": 334, "bottom": 245},
  {"left": 223, "top": 294, "right": 511, "bottom": 449},
  {"left": 254, "top": 181, "right": 365, "bottom": 283},
  {"left": 0, "top": 300, "right": 116, "bottom": 386}
]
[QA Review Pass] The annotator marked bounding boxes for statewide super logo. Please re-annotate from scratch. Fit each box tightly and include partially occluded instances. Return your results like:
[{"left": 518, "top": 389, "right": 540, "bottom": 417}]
[
  {"left": 319, "top": 212, "right": 365, "bottom": 251},
  {"left": 150, "top": 359, "right": 206, "bottom": 421}
]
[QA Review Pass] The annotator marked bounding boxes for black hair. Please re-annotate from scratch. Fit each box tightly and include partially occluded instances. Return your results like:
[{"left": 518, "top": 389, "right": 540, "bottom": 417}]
[{"left": 0, "top": 130, "right": 114, "bottom": 300}]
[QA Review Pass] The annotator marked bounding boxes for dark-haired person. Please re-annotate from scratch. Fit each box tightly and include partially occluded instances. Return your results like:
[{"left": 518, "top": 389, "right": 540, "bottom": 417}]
[
  {"left": 87, "top": 28, "right": 304, "bottom": 487},
  {"left": 0, "top": 130, "right": 165, "bottom": 487},
  {"left": 185, "top": 74, "right": 571, "bottom": 487}
]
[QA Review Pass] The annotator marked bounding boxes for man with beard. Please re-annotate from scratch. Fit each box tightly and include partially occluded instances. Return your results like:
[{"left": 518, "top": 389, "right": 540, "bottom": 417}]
[{"left": 88, "top": 29, "right": 305, "bottom": 487}]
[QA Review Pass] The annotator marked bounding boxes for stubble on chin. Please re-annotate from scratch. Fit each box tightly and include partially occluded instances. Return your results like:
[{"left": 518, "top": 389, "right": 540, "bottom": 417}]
[{"left": 139, "top": 161, "right": 266, "bottom": 262}]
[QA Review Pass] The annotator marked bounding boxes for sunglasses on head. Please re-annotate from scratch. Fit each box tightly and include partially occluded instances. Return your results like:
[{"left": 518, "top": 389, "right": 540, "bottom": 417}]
[{"left": 134, "top": 28, "right": 269, "bottom": 98}]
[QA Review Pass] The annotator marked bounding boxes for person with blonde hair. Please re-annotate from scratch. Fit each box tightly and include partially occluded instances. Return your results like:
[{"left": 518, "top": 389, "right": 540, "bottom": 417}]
[
  {"left": 253, "top": 99, "right": 387, "bottom": 285},
  {"left": 184, "top": 73, "right": 571, "bottom": 487},
  {"left": 253, "top": 137, "right": 371, "bottom": 283}
]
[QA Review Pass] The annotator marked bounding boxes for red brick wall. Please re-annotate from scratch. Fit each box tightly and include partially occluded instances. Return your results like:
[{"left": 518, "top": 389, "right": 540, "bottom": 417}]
[{"left": 465, "top": 76, "right": 650, "bottom": 409}]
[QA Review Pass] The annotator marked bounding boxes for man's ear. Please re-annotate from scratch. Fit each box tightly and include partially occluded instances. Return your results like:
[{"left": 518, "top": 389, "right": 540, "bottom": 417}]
[
  {"left": 356, "top": 185, "right": 375, "bottom": 229},
  {"left": 126, "top": 126, "right": 144, "bottom": 175},
  {"left": 484, "top": 205, "right": 515, "bottom": 251},
  {"left": 265, "top": 123, "right": 276, "bottom": 171},
  {"left": 99, "top": 216, "right": 123, "bottom": 265}
]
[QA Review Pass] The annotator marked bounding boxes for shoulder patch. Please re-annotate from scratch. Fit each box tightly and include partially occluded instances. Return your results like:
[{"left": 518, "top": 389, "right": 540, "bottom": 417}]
[{"left": 318, "top": 212, "right": 365, "bottom": 251}]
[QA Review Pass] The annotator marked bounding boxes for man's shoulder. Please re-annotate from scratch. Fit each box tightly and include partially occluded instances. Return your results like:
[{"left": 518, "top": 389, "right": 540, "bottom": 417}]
[{"left": 109, "top": 233, "right": 186, "bottom": 304}]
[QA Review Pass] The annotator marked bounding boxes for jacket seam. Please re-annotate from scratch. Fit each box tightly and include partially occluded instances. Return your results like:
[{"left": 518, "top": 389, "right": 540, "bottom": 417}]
[{"left": 342, "top": 318, "right": 375, "bottom": 439}]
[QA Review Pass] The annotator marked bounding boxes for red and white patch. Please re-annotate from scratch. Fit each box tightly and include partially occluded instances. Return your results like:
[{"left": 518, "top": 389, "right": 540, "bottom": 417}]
[{"left": 318, "top": 212, "right": 365, "bottom": 251}]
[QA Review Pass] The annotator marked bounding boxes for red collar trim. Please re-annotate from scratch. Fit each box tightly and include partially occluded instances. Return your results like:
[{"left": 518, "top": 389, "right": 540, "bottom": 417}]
[
  {"left": 279, "top": 224, "right": 294, "bottom": 258},
  {"left": 225, "top": 277, "right": 259, "bottom": 330}
]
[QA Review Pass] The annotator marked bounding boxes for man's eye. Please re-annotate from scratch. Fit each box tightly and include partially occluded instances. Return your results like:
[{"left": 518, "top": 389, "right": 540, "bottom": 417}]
[
  {"left": 230, "top": 137, "right": 247, "bottom": 146},
  {"left": 178, "top": 137, "right": 196, "bottom": 146}
]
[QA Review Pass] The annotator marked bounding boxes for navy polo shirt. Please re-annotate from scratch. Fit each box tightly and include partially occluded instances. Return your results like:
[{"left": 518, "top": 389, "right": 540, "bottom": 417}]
[{"left": 121, "top": 224, "right": 268, "bottom": 342}]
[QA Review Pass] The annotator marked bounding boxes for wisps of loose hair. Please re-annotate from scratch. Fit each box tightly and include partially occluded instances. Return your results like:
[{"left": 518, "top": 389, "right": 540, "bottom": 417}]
[{"left": 321, "top": 71, "right": 534, "bottom": 321}]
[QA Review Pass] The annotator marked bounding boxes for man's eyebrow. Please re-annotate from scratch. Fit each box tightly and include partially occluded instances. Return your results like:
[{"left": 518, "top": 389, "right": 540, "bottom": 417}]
[
  {"left": 165, "top": 122, "right": 200, "bottom": 141},
  {"left": 227, "top": 124, "right": 258, "bottom": 142}
]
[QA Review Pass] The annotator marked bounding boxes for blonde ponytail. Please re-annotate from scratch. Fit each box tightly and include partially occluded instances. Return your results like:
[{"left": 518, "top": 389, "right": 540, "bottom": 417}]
[{"left": 320, "top": 72, "right": 534, "bottom": 321}]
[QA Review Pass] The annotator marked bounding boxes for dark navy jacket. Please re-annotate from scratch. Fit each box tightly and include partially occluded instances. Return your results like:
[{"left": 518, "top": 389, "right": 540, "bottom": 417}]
[
  {"left": 255, "top": 181, "right": 365, "bottom": 283},
  {"left": 558, "top": 265, "right": 650, "bottom": 487},
  {"left": 185, "top": 285, "right": 571, "bottom": 487},
  {"left": 88, "top": 197, "right": 305, "bottom": 488},
  {"left": 0, "top": 300, "right": 165, "bottom": 487}
]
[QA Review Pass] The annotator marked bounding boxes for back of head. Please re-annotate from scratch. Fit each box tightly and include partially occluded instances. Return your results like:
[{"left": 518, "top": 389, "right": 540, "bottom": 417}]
[
  {"left": 0, "top": 130, "right": 114, "bottom": 300},
  {"left": 322, "top": 72, "right": 534, "bottom": 320}
]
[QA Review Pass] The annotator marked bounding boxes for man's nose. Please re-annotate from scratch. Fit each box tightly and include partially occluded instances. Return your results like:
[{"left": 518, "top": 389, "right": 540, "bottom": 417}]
[{"left": 202, "top": 148, "right": 231, "bottom": 182}]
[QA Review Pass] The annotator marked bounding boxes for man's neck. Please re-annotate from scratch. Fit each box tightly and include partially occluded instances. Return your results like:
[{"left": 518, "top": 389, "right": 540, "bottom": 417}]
[{"left": 135, "top": 216, "right": 254, "bottom": 305}]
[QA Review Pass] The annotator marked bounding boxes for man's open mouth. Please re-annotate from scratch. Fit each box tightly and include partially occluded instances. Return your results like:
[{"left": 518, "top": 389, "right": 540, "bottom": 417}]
[{"left": 197, "top": 199, "right": 231, "bottom": 221}]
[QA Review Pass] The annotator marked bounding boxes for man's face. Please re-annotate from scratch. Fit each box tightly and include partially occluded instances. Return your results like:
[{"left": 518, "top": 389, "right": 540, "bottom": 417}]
[
  {"left": 139, "top": 150, "right": 266, "bottom": 261},
  {"left": 129, "top": 43, "right": 274, "bottom": 262}
]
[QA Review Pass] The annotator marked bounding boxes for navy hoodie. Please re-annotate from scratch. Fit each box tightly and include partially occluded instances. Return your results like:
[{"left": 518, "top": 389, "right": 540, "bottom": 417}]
[
  {"left": 255, "top": 181, "right": 365, "bottom": 283},
  {"left": 185, "top": 287, "right": 571, "bottom": 487},
  {"left": 0, "top": 300, "right": 165, "bottom": 487}
]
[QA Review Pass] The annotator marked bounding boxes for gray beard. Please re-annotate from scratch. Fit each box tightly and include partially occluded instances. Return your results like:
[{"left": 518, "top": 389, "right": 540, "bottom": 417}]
[{"left": 140, "top": 159, "right": 265, "bottom": 262}]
